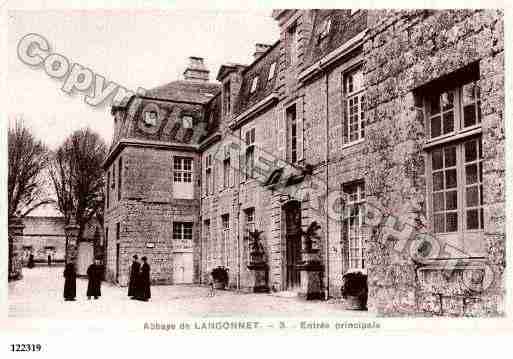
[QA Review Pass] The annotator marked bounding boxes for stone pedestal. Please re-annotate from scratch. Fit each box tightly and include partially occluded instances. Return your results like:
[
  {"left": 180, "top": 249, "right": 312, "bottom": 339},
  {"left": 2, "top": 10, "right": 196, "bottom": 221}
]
[
  {"left": 65, "top": 219, "right": 80, "bottom": 264},
  {"left": 8, "top": 217, "right": 25, "bottom": 281},
  {"left": 247, "top": 250, "right": 270, "bottom": 293},
  {"left": 297, "top": 251, "right": 324, "bottom": 300}
]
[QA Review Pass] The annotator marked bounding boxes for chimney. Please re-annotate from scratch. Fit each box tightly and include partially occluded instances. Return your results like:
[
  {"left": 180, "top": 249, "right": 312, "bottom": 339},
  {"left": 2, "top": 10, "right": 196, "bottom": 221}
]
[
  {"left": 183, "top": 56, "right": 209, "bottom": 82},
  {"left": 253, "top": 43, "right": 272, "bottom": 61}
]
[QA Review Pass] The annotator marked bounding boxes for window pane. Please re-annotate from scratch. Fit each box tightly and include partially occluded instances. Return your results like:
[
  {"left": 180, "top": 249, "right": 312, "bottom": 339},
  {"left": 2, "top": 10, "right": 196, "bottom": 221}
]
[
  {"left": 446, "top": 190, "right": 457, "bottom": 210},
  {"left": 465, "top": 140, "right": 478, "bottom": 162},
  {"left": 446, "top": 212, "right": 458, "bottom": 232},
  {"left": 466, "top": 186, "right": 479, "bottom": 207},
  {"left": 433, "top": 172, "right": 444, "bottom": 191},
  {"left": 432, "top": 149, "right": 443, "bottom": 170},
  {"left": 443, "top": 111, "right": 454, "bottom": 134},
  {"left": 433, "top": 192, "right": 445, "bottom": 212},
  {"left": 441, "top": 91, "right": 454, "bottom": 111},
  {"left": 431, "top": 116, "right": 441, "bottom": 138},
  {"left": 446, "top": 169, "right": 457, "bottom": 189},
  {"left": 466, "top": 209, "right": 479, "bottom": 230},
  {"left": 434, "top": 213, "right": 445, "bottom": 233},
  {"left": 444, "top": 146, "right": 456, "bottom": 167},
  {"left": 466, "top": 164, "right": 478, "bottom": 184},
  {"left": 429, "top": 96, "right": 440, "bottom": 115},
  {"left": 462, "top": 82, "right": 475, "bottom": 105},
  {"left": 463, "top": 104, "right": 476, "bottom": 127},
  {"left": 174, "top": 158, "right": 182, "bottom": 170}
]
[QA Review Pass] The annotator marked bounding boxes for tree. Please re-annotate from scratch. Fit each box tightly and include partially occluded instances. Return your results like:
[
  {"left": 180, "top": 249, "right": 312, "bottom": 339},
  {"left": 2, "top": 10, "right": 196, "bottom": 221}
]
[
  {"left": 49, "top": 128, "right": 107, "bottom": 240},
  {"left": 8, "top": 118, "right": 51, "bottom": 218}
]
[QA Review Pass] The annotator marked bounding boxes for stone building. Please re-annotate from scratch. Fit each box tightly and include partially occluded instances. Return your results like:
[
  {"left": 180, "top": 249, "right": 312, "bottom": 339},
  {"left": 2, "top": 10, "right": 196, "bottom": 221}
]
[{"left": 103, "top": 9, "right": 504, "bottom": 316}]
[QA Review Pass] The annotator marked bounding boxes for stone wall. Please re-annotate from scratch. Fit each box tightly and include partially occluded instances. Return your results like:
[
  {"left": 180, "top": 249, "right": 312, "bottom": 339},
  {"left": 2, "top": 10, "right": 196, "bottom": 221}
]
[{"left": 363, "top": 9, "right": 504, "bottom": 316}]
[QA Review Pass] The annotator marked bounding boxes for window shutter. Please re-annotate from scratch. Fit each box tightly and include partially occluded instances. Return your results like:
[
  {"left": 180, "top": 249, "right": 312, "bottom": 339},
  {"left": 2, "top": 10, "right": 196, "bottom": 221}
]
[{"left": 297, "top": 98, "right": 304, "bottom": 162}]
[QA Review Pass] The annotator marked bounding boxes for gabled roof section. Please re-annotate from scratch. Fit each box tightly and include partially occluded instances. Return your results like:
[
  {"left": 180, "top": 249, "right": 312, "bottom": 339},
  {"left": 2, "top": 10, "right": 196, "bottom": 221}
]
[
  {"left": 143, "top": 80, "right": 221, "bottom": 104},
  {"left": 233, "top": 41, "right": 280, "bottom": 117},
  {"left": 203, "top": 91, "right": 222, "bottom": 140},
  {"left": 304, "top": 10, "right": 368, "bottom": 68},
  {"left": 216, "top": 63, "right": 247, "bottom": 81}
]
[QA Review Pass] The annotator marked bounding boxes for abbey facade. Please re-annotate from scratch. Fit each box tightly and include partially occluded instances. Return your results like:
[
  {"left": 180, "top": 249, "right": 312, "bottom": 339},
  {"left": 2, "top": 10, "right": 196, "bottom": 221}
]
[{"left": 103, "top": 10, "right": 505, "bottom": 316}]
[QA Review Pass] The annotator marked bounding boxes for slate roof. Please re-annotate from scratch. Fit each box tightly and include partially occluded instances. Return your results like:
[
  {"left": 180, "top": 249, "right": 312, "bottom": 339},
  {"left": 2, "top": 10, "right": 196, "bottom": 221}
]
[
  {"left": 203, "top": 91, "right": 222, "bottom": 138},
  {"left": 233, "top": 41, "right": 280, "bottom": 117},
  {"left": 143, "top": 80, "right": 221, "bottom": 104},
  {"left": 304, "top": 10, "right": 368, "bottom": 67}
]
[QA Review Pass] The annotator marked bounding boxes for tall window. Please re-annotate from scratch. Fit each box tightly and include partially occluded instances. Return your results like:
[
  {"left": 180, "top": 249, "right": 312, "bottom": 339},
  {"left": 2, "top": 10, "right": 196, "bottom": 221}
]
[
  {"left": 268, "top": 62, "right": 276, "bottom": 81},
  {"left": 106, "top": 171, "right": 110, "bottom": 208},
  {"left": 174, "top": 157, "right": 193, "bottom": 183},
  {"left": 344, "top": 68, "right": 365, "bottom": 144},
  {"left": 424, "top": 77, "right": 484, "bottom": 255},
  {"left": 223, "top": 81, "right": 231, "bottom": 115},
  {"left": 221, "top": 214, "right": 230, "bottom": 266},
  {"left": 244, "top": 208, "right": 255, "bottom": 263},
  {"left": 286, "top": 104, "right": 298, "bottom": 163},
  {"left": 250, "top": 77, "right": 259, "bottom": 94},
  {"left": 288, "top": 23, "right": 298, "bottom": 65},
  {"left": 117, "top": 157, "right": 122, "bottom": 201},
  {"left": 204, "top": 220, "right": 211, "bottom": 263},
  {"left": 343, "top": 182, "right": 365, "bottom": 269},
  {"left": 245, "top": 128, "right": 255, "bottom": 180},
  {"left": 205, "top": 154, "right": 212, "bottom": 195},
  {"left": 173, "top": 222, "right": 193, "bottom": 241},
  {"left": 223, "top": 146, "right": 231, "bottom": 188}
]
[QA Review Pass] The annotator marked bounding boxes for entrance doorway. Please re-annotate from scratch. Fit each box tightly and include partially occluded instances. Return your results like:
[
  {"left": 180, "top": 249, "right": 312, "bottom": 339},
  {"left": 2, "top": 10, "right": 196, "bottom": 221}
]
[
  {"left": 173, "top": 252, "right": 193, "bottom": 284},
  {"left": 283, "top": 200, "right": 302, "bottom": 290}
]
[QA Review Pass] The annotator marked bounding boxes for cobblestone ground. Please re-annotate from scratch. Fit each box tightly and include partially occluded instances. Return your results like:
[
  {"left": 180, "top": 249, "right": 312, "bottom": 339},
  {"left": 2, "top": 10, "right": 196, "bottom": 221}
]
[{"left": 9, "top": 266, "right": 371, "bottom": 319}]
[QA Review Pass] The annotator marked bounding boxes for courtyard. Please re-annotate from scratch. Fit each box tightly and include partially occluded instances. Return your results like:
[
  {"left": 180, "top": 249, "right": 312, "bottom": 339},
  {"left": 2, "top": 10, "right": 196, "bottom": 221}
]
[{"left": 8, "top": 266, "right": 371, "bottom": 319}]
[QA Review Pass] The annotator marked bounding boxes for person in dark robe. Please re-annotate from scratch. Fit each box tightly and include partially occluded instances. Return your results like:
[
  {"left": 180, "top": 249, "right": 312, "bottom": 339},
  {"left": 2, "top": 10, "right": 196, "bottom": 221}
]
[
  {"left": 86, "top": 258, "right": 103, "bottom": 300},
  {"left": 63, "top": 262, "right": 76, "bottom": 301},
  {"left": 27, "top": 253, "right": 35, "bottom": 268},
  {"left": 128, "top": 254, "right": 140, "bottom": 299},
  {"left": 48, "top": 254, "right": 52, "bottom": 266},
  {"left": 135, "top": 256, "right": 151, "bottom": 301}
]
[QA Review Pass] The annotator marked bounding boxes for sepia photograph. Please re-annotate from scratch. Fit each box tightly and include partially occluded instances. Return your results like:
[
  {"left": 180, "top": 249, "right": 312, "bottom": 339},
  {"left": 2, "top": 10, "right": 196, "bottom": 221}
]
[{"left": 2, "top": 2, "right": 509, "bottom": 350}]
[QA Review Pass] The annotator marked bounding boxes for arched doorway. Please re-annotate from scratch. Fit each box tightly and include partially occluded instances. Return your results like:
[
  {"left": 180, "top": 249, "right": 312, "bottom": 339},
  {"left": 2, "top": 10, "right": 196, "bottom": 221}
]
[{"left": 283, "top": 200, "right": 302, "bottom": 290}]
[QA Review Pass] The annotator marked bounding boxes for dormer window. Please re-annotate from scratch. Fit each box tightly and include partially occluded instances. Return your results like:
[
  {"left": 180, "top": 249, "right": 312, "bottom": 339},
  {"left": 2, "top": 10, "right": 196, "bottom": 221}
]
[
  {"left": 319, "top": 18, "right": 332, "bottom": 40},
  {"left": 182, "top": 116, "right": 193, "bottom": 129},
  {"left": 250, "top": 77, "right": 259, "bottom": 94},
  {"left": 144, "top": 111, "right": 157, "bottom": 126},
  {"left": 268, "top": 62, "right": 276, "bottom": 81}
]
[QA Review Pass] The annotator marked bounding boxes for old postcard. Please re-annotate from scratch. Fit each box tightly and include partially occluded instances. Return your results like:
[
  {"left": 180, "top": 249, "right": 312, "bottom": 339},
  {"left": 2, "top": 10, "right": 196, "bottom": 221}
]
[{"left": 1, "top": 0, "right": 512, "bottom": 354}]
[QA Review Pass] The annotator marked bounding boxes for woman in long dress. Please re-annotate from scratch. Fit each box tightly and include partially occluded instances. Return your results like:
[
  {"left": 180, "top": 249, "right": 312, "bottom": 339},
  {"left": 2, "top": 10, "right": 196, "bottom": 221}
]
[{"left": 63, "top": 262, "right": 76, "bottom": 301}]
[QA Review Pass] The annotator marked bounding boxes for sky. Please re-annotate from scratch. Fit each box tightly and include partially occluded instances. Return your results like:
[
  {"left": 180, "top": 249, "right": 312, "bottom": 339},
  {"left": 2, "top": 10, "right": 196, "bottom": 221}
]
[
  {"left": 7, "top": 9, "right": 280, "bottom": 216},
  {"left": 7, "top": 10, "right": 280, "bottom": 150}
]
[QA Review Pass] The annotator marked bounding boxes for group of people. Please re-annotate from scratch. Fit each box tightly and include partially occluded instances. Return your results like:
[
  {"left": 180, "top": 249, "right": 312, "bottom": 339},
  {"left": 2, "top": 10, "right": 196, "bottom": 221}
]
[
  {"left": 128, "top": 255, "right": 151, "bottom": 301},
  {"left": 62, "top": 255, "right": 151, "bottom": 302},
  {"left": 26, "top": 253, "right": 53, "bottom": 268},
  {"left": 63, "top": 258, "right": 103, "bottom": 301}
]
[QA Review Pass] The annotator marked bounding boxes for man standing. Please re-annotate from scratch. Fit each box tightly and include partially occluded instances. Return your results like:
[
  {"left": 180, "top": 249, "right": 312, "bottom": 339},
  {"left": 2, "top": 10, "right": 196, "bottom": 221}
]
[
  {"left": 86, "top": 257, "right": 103, "bottom": 300},
  {"left": 135, "top": 256, "right": 151, "bottom": 301},
  {"left": 128, "top": 254, "right": 140, "bottom": 299},
  {"left": 48, "top": 253, "right": 52, "bottom": 266},
  {"left": 63, "top": 262, "right": 76, "bottom": 301}
]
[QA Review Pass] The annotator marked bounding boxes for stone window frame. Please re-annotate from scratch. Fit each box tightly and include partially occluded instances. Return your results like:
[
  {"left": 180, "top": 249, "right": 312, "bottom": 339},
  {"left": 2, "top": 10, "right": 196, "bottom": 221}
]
[
  {"left": 173, "top": 157, "right": 193, "bottom": 183},
  {"left": 244, "top": 128, "right": 256, "bottom": 181},
  {"left": 422, "top": 74, "right": 485, "bottom": 257},
  {"left": 143, "top": 110, "right": 158, "bottom": 127},
  {"left": 204, "top": 154, "right": 214, "bottom": 195},
  {"left": 181, "top": 115, "right": 193, "bottom": 129},
  {"left": 287, "top": 21, "right": 299, "bottom": 66},
  {"left": 117, "top": 156, "right": 122, "bottom": 201},
  {"left": 106, "top": 170, "right": 110, "bottom": 208},
  {"left": 342, "top": 65, "right": 365, "bottom": 145},
  {"left": 244, "top": 207, "right": 255, "bottom": 263},
  {"left": 342, "top": 181, "right": 366, "bottom": 270}
]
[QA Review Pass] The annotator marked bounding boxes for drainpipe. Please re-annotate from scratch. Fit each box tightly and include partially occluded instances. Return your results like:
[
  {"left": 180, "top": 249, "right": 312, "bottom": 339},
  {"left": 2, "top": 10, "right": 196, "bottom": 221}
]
[{"left": 325, "top": 71, "right": 330, "bottom": 300}]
